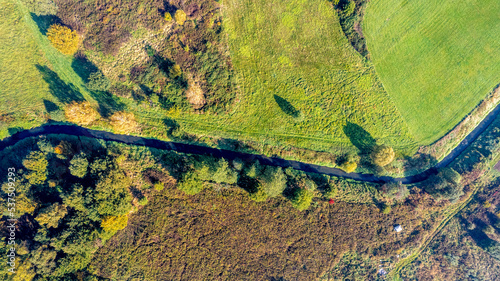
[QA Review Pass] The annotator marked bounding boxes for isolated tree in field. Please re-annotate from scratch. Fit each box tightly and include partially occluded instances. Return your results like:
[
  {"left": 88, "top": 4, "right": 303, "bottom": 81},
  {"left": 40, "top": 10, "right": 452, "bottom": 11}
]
[
  {"left": 46, "top": 24, "right": 79, "bottom": 55},
  {"left": 86, "top": 72, "right": 111, "bottom": 92},
  {"left": 371, "top": 145, "right": 395, "bottom": 167},
  {"left": 109, "top": 111, "right": 139, "bottom": 134},
  {"left": 174, "top": 9, "right": 187, "bottom": 25},
  {"left": 22, "top": 0, "right": 58, "bottom": 15},
  {"left": 65, "top": 101, "right": 99, "bottom": 125}
]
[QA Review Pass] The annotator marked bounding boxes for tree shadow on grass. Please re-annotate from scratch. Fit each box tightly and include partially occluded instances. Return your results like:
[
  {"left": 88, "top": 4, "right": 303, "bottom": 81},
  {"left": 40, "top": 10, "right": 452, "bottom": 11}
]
[
  {"left": 30, "top": 13, "right": 60, "bottom": 35},
  {"left": 71, "top": 53, "right": 100, "bottom": 83},
  {"left": 43, "top": 100, "right": 59, "bottom": 112},
  {"left": 343, "top": 122, "right": 376, "bottom": 154},
  {"left": 274, "top": 95, "right": 301, "bottom": 118},
  {"left": 90, "top": 90, "right": 125, "bottom": 118},
  {"left": 36, "top": 64, "right": 85, "bottom": 104}
]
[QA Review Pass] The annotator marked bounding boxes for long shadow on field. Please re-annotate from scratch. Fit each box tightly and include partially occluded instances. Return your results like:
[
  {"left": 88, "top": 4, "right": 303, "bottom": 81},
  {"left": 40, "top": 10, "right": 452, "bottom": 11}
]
[
  {"left": 71, "top": 53, "right": 100, "bottom": 83},
  {"left": 274, "top": 95, "right": 301, "bottom": 118},
  {"left": 71, "top": 54, "right": 125, "bottom": 117},
  {"left": 36, "top": 64, "right": 85, "bottom": 104},
  {"left": 43, "top": 100, "right": 59, "bottom": 112},
  {"left": 343, "top": 122, "right": 376, "bottom": 154},
  {"left": 30, "top": 13, "right": 60, "bottom": 35}
]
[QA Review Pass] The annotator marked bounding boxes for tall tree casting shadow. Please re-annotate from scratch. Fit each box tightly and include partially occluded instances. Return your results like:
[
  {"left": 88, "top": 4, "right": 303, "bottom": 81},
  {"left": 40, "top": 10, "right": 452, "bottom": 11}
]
[
  {"left": 36, "top": 64, "right": 84, "bottom": 104},
  {"left": 274, "top": 95, "right": 301, "bottom": 118}
]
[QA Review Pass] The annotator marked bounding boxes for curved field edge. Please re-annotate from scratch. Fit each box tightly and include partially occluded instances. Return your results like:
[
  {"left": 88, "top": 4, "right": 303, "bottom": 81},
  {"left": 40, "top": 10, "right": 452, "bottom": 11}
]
[{"left": 364, "top": 0, "right": 500, "bottom": 144}]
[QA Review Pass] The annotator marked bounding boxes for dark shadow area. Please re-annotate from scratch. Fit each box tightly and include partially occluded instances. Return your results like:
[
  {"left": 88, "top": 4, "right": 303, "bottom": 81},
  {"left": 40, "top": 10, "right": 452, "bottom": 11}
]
[
  {"left": 343, "top": 122, "right": 376, "bottom": 153},
  {"left": 237, "top": 175, "right": 260, "bottom": 194},
  {"left": 462, "top": 217, "right": 497, "bottom": 249},
  {"left": 36, "top": 64, "right": 85, "bottom": 104},
  {"left": 163, "top": 117, "right": 180, "bottom": 138},
  {"left": 43, "top": 99, "right": 59, "bottom": 112},
  {"left": 72, "top": 53, "right": 100, "bottom": 83},
  {"left": 7, "top": 127, "right": 24, "bottom": 135},
  {"left": 274, "top": 95, "right": 300, "bottom": 118},
  {"left": 89, "top": 90, "right": 125, "bottom": 118},
  {"left": 30, "top": 13, "right": 60, "bottom": 35},
  {"left": 403, "top": 153, "right": 438, "bottom": 177}
]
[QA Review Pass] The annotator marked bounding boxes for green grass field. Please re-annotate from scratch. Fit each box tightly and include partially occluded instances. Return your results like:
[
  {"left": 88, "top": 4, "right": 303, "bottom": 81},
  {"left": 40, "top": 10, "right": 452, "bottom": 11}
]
[
  {"left": 0, "top": 0, "right": 95, "bottom": 138},
  {"left": 166, "top": 0, "right": 415, "bottom": 152},
  {"left": 364, "top": 0, "right": 500, "bottom": 144}
]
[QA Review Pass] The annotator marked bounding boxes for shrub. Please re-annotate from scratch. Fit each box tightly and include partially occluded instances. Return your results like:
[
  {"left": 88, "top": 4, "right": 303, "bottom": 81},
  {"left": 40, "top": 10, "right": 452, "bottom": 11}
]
[
  {"left": 54, "top": 140, "right": 72, "bottom": 156},
  {"left": 342, "top": 0, "right": 356, "bottom": 17},
  {"left": 169, "top": 64, "right": 182, "bottom": 78},
  {"left": 86, "top": 72, "right": 111, "bottom": 92},
  {"left": 164, "top": 12, "right": 173, "bottom": 21},
  {"left": 331, "top": 0, "right": 340, "bottom": 6},
  {"left": 46, "top": 24, "right": 79, "bottom": 55},
  {"left": 65, "top": 101, "right": 100, "bottom": 125},
  {"left": 340, "top": 161, "right": 357, "bottom": 173},
  {"left": 69, "top": 153, "right": 89, "bottom": 178},
  {"left": 381, "top": 204, "right": 391, "bottom": 214},
  {"left": 291, "top": 188, "right": 315, "bottom": 211},
  {"left": 138, "top": 197, "right": 149, "bottom": 206},
  {"left": 249, "top": 186, "right": 268, "bottom": 202},
  {"left": 174, "top": 10, "right": 187, "bottom": 25},
  {"left": 380, "top": 182, "right": 409, "bottom": 201},
  {"left": 22, "top": 0, "right": 58, "bottom": 16},
  {"left": 101, "top": 215, "right": 128, "bottom": 233},
  {"left": 109, "top": 112, "right": 139, "bottom": 134},
  {"left": 425, "top": 168, "right": 464, "bottom": 202},
  {"left": 154, "top": 182, "right": 165, "bottom": 191},
  {"left": 178, "top": 172, "right": 204, "bottom": 195},
  {"left": 371, "top": 145, "right": 395, "bottom": 167}
]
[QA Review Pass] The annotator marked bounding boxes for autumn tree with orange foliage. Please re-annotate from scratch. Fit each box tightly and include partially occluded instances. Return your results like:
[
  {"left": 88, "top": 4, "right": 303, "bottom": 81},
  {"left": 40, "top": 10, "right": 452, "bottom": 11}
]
[
  {"left": 46, "top": 24, "right": 79, "bottom": 55},
  {"left": 65, "top": 101, "right": 99, "bottom": 125}
]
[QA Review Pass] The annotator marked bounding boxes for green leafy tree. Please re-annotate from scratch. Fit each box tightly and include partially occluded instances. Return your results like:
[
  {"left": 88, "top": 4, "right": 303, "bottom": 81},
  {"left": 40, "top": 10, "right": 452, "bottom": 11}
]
[
  {"left": 86, "top": 72, "right": 111, "bottom": 92},
  {"left": 69, "top": 152, "right": 89, "bottom": 178},
  {"left": 212, "top": 159, "right": 238, "bottom": 184},
  {"left": 23, "top": 151, "right": 48, "bottom": 185},
  {"left": 291, "top": 188, "right": 315, "bottom": 211},
  {"left": 260, "top": 166, "right": 287, "bottom": 197},
  {"left": 35, "top": 203, "right": 68, "bottom": 229},
  {"left": 29, "top": 246, "right": 57, "bottom": 275},
  {"left": 178, "top": 172, "right": 205, "bottom": 195}
]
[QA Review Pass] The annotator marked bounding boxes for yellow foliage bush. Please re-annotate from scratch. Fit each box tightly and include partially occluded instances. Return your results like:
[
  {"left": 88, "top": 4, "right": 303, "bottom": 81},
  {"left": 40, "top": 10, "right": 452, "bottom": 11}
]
[
  {"left": 65, "top": 101, "right": 100, "bottom": 125},
  {"left": 46, "top": 24, "right": 79, "bottom": 55},
  {"left": 340, "top": 161, "right": 357, "bottom": 173},
  {"left": 175, "top": 9, "right": 187, "bottom": 25},
  {"left": 371, "top": 145, "right": 395, "bottom": 167},
  {"left": 164, "top": 12, "right": 172, "bottom": 21},
  {"left": 54, "top": 140, "right": 72, "bottom": 155},
  {"left": 101, "top": 215, "right": 128, "bottom": 233},
  {"left": 109, "top": 111, "right": 139, "bottom": 134}
]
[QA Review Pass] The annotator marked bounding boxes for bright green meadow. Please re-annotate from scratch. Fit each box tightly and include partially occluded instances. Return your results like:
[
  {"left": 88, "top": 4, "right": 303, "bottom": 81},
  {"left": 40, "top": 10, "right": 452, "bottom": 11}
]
[{"left": 364, "top": 0, "right": 500, "bottom": 143}]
